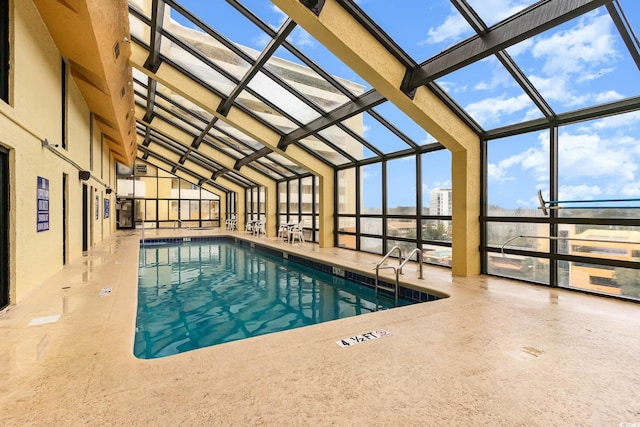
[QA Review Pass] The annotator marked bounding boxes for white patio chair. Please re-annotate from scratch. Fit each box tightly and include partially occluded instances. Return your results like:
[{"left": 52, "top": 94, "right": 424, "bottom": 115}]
[{"left": 289, "top": 222, "right": 305, "bottom": 245}]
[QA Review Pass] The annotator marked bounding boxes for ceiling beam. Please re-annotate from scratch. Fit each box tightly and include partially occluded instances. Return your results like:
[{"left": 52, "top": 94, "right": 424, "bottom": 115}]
[
  {"left": 234, "top": 146, "right": 272, "bottom": 170},
  {"left": 143, "top": 0, "right": 166, "bottom": 73},
  {"left": 217, "top": 19, "right": 297, "bottom": 116},
  {"left": 279, "top": 89, "right": 385, "bottom": 149}
]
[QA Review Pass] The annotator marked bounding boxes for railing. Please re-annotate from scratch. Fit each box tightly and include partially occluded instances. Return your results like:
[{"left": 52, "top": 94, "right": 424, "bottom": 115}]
[
  {"left": 375, "top": 246, "right": 403, "bottom": 305},
  {"left": 375, "top": 247, "right": 425, "bottom": 305},
  {"left": 397, "top": 248, "right": 424, "bottom": 280}
]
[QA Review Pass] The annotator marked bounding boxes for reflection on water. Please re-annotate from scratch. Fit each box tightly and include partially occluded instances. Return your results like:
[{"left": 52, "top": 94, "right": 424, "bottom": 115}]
[{"left": 134, "top": 241, "right": 409, "bottom": 359}]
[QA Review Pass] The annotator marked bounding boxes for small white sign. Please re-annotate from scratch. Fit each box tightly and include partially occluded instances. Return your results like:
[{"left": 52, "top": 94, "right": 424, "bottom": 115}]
[
  {"left": 336, "top": 329, "right": 389, "bottom": 348},
  {"left": 28, "top": 315, "right": 61, "bottom": 326},
  {"left": 99, "top": 287, "right": 112, "bottom": 297}
]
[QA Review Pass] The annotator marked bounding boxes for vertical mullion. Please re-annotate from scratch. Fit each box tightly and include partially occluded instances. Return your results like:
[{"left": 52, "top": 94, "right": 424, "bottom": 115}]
[
  {"left": 416, "top": 154, "right": 422, "bottom": 247},
  {"left": 355, "top": 166, "right": 361, "bottom": 251},
  {"left": 480, "top": 137, "right": 488, "bottom": 274},
  {"left": 550, "top": 126, "right": 559, "bottom": 287},
  {"left": 382, "top": 160, "right": 388, "bottom": 252}
]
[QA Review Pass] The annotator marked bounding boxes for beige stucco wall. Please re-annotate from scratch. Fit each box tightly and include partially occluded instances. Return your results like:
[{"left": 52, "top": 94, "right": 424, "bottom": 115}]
[{"left": 0, "top": 1, "right": 116, "bottom": 304}]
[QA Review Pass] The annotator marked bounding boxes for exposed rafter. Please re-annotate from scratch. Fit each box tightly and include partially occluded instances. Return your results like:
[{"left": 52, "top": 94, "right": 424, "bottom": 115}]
[
  {"left": 143, "top": 0, "right": 165, "bottom": 73},
  {"left": 235, "top": 147, "right": 273, "bottom": 170},
  {"left": 279, "top": 90, "right": 385, "bottom": 149},
  {"left": 217, "top": 19, "right": 297, "bottom": 116}
]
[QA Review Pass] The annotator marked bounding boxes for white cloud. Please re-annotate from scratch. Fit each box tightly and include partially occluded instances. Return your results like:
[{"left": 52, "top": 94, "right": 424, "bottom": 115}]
[
  {"left": 532, "top": 13, "right": 617, "bottom": 76},
  {"left": 269, "top": 5, "right": 288, "bottom": 29},
  {"left": 586, "top": 111, "right": 640, "bottom": 132},
  {"left": 292, "top": 28, "right": 315, "bottom": 48},
  {"left": 506, "top": 38, "right": 533, "bottom": 58},
  {"left": 422, "top": 12, "right": 469, "bottom": 45},
  {"left": 423, "top": 0, "right": 532, "bottom": 45},
  {"left": 558, "top": 184, "right": 602, "bottom": 202},
  {"left": 559, "top": 132, "right": 637, "bottom": 181},
  {"left": 467, "top": 0, "right": 532, "bottom": 24},
  {"left": 594, "top": 90, "right": 625, "bottom": 103},
  {"left": 465, "top": 93, "right": 533, "bottom": 126}
]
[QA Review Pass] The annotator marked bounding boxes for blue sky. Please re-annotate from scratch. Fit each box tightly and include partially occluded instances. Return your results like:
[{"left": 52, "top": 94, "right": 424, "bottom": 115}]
[{"left": 158, "top": 0, "right": 640, "bottom": 211}]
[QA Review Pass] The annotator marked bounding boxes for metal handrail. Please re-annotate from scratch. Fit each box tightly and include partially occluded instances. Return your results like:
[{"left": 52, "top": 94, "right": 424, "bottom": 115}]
[
  {"left": 375, "top": 246, "right": 403, "bottom": 305},
  {"left": 376, "top": 246, "right": 403, "bottom": 270},
  {"left": 397, "top": 248, "right": 424, "bottom": 279}
]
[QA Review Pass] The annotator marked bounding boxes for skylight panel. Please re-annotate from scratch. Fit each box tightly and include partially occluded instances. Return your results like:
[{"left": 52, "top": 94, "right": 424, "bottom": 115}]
[
  {"left": 346, "top": 112, "right": 414, "bottom": 154},
  {"left": 505, "top": 7, "right": 640, "bottom": 115},
  {"left": 128, "top": 11, "right": 151, "bottom": 45},
  {"left": 284, "top": 26, "right": 370, "bottom": 94},
  {"left": 356, "top": 0, "right": 470, "bottom": 63},
  {"left": 245, "top": 71, "right": 321, "bottom": 123},
  {"left": 297, "top": 135, "right": 351, "bottom": 166},
  {"left": 372, "top": 102, "right": 433, "bottom": 147},
  {"left": 168, "top": 1, "right": 272, "bottom": 58},
  {"left": 434, "top": 56, "right": 543, "bottom": 130},
  {"left": 465, "top": 0, "right": 538, "bottom": 28},
  {"left": 265, "top": 46, "right": 351, "bottom": 113},
  {"left": 234, "top": 89, "right": 300, "bottom": 133}
]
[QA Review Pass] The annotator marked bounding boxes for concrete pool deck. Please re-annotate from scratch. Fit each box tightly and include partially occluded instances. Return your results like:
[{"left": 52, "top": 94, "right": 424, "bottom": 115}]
[{"left": 1, "top": 228, "right": 639, "bottom": 426}]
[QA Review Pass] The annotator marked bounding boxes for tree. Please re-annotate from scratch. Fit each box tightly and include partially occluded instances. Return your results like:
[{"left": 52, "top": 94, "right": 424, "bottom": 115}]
[{"left": 613, "top": 264, "right": 640, "bottom": 298}]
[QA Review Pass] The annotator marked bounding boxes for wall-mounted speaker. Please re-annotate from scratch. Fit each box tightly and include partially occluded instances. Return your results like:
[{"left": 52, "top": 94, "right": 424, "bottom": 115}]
[
  {"left": 78, "top": 170, "right": 91, "bottom": 181},
  {"left": 106, "top": 187, "right": 113, "bottom": 194}
]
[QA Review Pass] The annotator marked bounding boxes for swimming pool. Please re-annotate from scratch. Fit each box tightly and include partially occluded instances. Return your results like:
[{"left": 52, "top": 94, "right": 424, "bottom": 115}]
[{"left": 134, "top": 238, "right": 436, "bottom": 359}]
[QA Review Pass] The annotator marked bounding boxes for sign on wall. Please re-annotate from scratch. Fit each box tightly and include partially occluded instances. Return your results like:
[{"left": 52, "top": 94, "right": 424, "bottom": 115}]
[
  {"left": 104, "top": 198, "right": 110, "bottom": 219},
  {"left": 37, "top": 176, "right": 49, "bottom": 232},
  {"left": 95, "top": 194, "right": 99, "bottom": 220}
]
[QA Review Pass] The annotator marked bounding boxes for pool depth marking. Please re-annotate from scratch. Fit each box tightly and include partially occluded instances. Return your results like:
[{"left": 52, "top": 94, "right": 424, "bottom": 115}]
[{"left": 336, "top": 329, "right": 389, "bottom": 348}]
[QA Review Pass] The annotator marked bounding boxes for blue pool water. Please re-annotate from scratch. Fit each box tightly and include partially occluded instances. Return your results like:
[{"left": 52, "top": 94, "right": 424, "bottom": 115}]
[{"left": 134, "top": 239, "right": 413, "bottom": 359}]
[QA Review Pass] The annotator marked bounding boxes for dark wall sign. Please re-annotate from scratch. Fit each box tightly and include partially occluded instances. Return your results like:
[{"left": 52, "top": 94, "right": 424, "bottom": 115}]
[{"left": 37, "top": 176, "right": 49, "bottom": 232}]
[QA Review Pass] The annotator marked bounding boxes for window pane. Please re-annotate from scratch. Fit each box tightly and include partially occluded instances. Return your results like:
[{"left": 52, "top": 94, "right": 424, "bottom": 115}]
[
  {"left": 157, "top": 178, "right": 175, "bottom": 198},
  {"left": 487, "top": 222, "right": 549, "bottom": 251},
  {"left": 338, "top": 217, "right": 356, "bottom": 233},
  {"left": 338, "top": 234, "right": 356, "bottom": 250},
  {"left": 338, "top": 168, "right": 356, "bottom": 214},
  {"left": 422, "top": 244, "right": 451, "bottom": 267},
  {"left": 422, "top": 150, "right": 451, "bottom": 215},
  {"left": 360, "top": 218, "right": 382, "bottom": 236},
  {"left": 361, "top": 163, "right": 381, "bottom": 214},
  {"left": 387, "top": 156, "right": 416, "bottom": 214},
  {"left": 158, "top": 200, "right": 169, "bottom": 221},
  {"left": 301, "top": 177, "right": 313, "bottom": 213},
  {"left": 559, "top": 261, "right": 640, "bottom": 301},
  {"left": 278, "top": 181, "right": 287, "bottom": 213},
  {"left": 289, "top": 180, "right": 299, "bottom": 213},
  {"left": 558, "top": 114, "right": 640, "bottom": 219},
  {"left": 145, "top": 200, "right": 157, "bottom": 221},
  {"left": 487, "top": 254, "right": 550, "bottom": 284},
  {"left": 387, "top": 219, "right": 417, "bottom": 239},
  {"left": 487, "top": 132, "right": 549, "bottom": 217},
  {"left": 360, "top": 237, "right": 382, "bottom": 255},
  {"left": 190, "top": 201, "right": 199, "bottom": 220},
  {"left": 422, "top": 219, "right": 452, "bottom": 243}
]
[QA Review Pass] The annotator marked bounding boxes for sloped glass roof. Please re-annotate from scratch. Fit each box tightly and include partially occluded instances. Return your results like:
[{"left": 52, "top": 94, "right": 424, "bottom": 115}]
[{"left": 128, "top": 0, "right": 640, "bottom": 194}]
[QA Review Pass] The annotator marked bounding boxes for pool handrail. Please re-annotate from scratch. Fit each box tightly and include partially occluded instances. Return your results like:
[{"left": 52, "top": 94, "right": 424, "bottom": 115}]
[{"left": 375, "top": 246, "right": 403, "bottom": 305}]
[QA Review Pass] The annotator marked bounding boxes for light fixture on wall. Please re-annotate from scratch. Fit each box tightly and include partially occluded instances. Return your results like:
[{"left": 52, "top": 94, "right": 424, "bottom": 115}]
[
  {"left": 41, "top": 138, "right": 59, "bottom": 148},
  {"left": 78, "top": 170, "right": 91, "bottom": 181}
]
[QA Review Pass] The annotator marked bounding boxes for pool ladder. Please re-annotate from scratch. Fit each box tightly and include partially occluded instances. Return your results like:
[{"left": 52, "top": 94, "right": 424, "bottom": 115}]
[{"left": 375, "top": 247, "right": 424, "bottom": 305}]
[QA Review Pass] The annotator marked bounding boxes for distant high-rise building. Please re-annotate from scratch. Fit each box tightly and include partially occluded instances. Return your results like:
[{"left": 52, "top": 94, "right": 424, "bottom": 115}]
[{"left": 430, "top": 188, "right": 452, "bottom": 216}]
